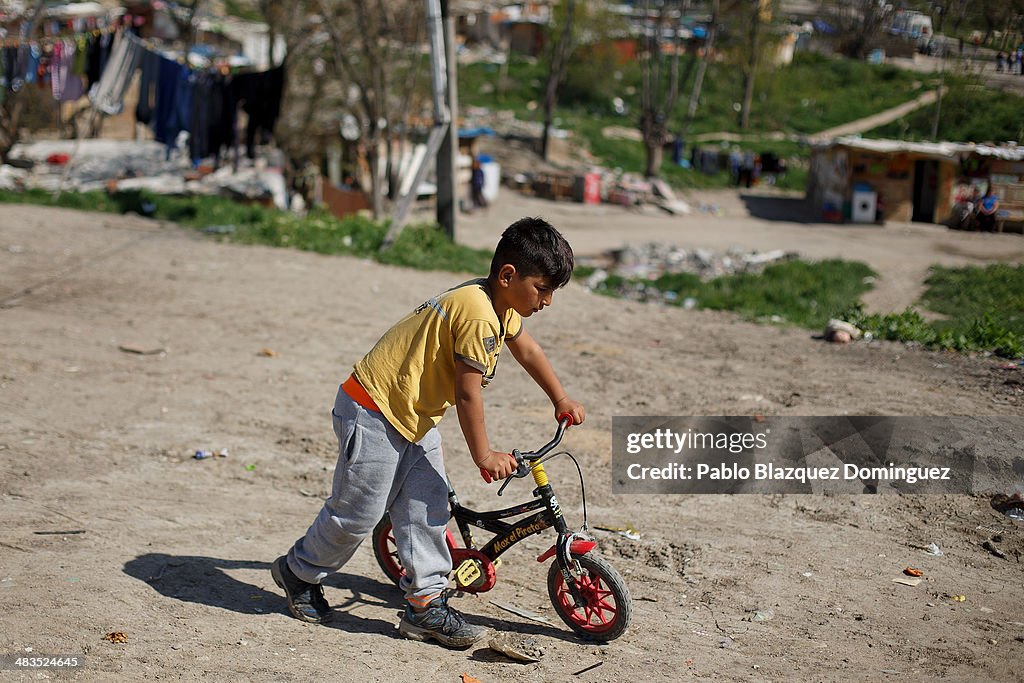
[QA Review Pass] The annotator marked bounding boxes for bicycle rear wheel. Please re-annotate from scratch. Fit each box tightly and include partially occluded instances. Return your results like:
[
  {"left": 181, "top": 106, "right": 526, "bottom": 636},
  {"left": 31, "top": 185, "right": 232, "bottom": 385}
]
[
  {"left": 372, "top": 515, "right": 459, "bottom": 586},
  {"left": 372, "top": 515, "right": 404, "bottom": 585},
  {"left": 547, "top": 554, "right": 632, "bottom": 641}
]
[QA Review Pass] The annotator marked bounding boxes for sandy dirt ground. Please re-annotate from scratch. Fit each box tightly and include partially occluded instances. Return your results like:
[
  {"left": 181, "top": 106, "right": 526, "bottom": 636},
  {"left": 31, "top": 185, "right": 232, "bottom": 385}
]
[{"left": 1, "top": 195, "right": 1023, "bottom": 682}]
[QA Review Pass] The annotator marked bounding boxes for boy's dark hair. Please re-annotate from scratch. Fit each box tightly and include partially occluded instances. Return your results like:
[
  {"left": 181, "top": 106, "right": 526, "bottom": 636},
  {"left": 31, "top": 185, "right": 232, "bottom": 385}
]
[{"left": 489, "top": 217, "right": 574, "bottom": 288}]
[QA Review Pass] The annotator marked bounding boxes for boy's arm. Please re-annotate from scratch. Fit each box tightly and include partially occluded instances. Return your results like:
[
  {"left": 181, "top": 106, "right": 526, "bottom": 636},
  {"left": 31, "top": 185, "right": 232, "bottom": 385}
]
[
  {"left": 455, "top": 360, "right": 518, "bottom": 481},
  {"left": 507, "top": 329, "right": 585, "bottom": 425}
]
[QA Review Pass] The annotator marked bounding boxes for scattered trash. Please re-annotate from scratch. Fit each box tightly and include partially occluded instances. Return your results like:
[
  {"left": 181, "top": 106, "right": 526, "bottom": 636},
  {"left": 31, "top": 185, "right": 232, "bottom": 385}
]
[
  {"left": 194, "top": 449, "right": 229, "bottom": 460},
  {"left": 118, "top": 343, "right": 166, "bottom": 355},
  {"left": 33, "top": 529, "right": 86, "bottom": 535},
  {"left": 981, "top": 539, "right": 1006, "bottom": 559},
  {"left": 991, "top": 491, "right": 1024, "bottom": 521},
  {"left": 460, "top": 674, "right": 482, "bottom": 683},
  {"left": 573, "top": 662, "right": 604, "bottom": 676},
  {"left": 801, "top": 571, "right": 814, "bottom": 577},
  {"left": 892, "top": 577, "right": 922, "bottom": 587},
  {"left": 594, "top": 523, "right": 641, "bottom": 541},
  {"left": 487, "top": 633, "right": 545, "bottom": 662},
  {"left": 578, "top": 243, "right": 799, "bottom": 305},
  {"left": 952, "top": 594, "right": 966, "bottom": 602},
  {"left": 489, "top": 600, "right": 553, "bottom": 625},
  {"left": 258, "top": 348, "right": 278, "bottom": 357},
  {"left": 924, "top": 543, "right": 944, "bottom": 557},
  {"left": 824, "top": 319, "right": 862, "bottom": 344},
  {"left": 719, "top": 637, "right": 734, "bottom": 648},
  {"left": 245, "top": 464, "right": 257, "bottom": 471},
  {"left": 745, "top": 609, "right": 774, "bottom": 622},
  {"left": 102, "top": 631, "right": 128, "bottom": 644},
  {"left": 903, "top": 567, "right": 924, "bottom": 577},
  {"left": 202, "top": 224, "right": 236, "bottom": 235}
]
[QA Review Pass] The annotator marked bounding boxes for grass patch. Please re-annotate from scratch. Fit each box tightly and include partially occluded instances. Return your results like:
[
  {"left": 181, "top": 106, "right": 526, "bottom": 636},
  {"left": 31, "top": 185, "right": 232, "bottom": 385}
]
[
  {"left": 866, "top": 74, "right": 1024, "bottom": 143},
  {"left": 843, "top": 264, "right": 1024, "bottom": 358},
  {"left": 0, "top": 189, "right": 491, "bottom": 275},
  {"left": 587, "top": 259, "right": 877, "bottom": 329}
]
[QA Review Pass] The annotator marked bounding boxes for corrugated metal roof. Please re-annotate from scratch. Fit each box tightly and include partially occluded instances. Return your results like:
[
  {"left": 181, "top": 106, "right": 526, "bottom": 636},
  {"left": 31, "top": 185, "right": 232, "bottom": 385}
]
[{"left": 817, "top": 136, "right": 1024, "bottom": 161}]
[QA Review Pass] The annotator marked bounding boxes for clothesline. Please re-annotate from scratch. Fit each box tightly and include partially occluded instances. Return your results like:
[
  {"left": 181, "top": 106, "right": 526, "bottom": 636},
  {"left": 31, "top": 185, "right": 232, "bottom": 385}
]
[{"left": 0, "top": 16, "right": 128, "bottom": 49}]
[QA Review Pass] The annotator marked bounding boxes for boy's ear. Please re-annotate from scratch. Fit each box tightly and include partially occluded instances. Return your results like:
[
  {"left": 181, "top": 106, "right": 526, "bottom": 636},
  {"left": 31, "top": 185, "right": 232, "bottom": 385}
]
[{"left": 497, "top": 264, "right": 516, "bottom": 286}]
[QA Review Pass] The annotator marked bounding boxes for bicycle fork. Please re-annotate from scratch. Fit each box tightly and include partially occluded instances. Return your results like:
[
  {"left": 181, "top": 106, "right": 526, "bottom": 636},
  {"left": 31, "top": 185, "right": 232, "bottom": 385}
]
[{"left": 530, "top": 461, "right": 596, "bottom": 608}]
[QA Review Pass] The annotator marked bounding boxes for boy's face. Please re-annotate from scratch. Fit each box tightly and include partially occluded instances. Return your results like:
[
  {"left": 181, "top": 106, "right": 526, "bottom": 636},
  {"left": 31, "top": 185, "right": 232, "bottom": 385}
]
[{"left": 498, "top": 268, "right": 555, "bottom": 317}]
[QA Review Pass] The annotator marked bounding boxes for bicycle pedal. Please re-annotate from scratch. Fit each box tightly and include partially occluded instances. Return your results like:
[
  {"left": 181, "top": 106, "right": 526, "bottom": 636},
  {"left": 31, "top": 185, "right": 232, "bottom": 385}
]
[{"left": 455, "top": 559, "right": 482, "bottom": 588}]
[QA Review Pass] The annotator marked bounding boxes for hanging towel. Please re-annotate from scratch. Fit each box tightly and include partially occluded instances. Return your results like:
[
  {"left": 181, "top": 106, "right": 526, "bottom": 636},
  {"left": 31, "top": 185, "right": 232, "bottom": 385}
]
[{"left": 89, "top": 31, "right": 142, "bottom": 115}]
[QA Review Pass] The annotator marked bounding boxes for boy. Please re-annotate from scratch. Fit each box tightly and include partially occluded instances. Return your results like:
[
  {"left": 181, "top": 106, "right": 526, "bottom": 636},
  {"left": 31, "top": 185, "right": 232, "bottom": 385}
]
[{"left": 271, "top": 217, "right": 585, "bottom": 648}]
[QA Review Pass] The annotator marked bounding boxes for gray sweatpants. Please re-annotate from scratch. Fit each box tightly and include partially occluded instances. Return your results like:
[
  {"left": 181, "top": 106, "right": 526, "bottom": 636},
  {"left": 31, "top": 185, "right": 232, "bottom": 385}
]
[{"left": 286, "top": 385, "right": 452, "bottom": 604}]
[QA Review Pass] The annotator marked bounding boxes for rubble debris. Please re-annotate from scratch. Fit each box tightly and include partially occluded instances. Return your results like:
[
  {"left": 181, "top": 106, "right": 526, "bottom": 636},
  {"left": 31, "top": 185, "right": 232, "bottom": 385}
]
[
  {"left": 981, "top": 539, "right": 1007, "bottom": 559},
  {"left": 579, "top": 243, "right": 798, "bottom": 305},
  {"left": 487, "top": 633, "right": 545, "bottom": 662},
  {"left": 825, "top": 319, "right": 863, "bottom": 344}
]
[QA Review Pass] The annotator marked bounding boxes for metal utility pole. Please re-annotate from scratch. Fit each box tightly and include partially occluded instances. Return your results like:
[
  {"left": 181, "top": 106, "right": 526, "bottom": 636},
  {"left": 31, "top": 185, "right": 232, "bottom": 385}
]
[
  {"left": 435, "top": 0, "right": 458, "bottom": 239},
  {"left": 383, "top": 0, "right": 453, "bottom": 248}
]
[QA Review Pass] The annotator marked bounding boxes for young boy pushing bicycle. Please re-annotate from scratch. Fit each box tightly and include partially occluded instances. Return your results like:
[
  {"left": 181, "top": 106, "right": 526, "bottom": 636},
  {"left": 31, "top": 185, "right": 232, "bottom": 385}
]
[{"left": 272, "top": 217, "right": 585, "bottom": 648}]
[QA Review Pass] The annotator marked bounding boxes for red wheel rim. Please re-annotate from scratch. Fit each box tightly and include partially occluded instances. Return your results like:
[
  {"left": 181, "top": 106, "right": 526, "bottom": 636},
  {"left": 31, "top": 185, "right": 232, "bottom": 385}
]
[
  {"left": 378, "top": 522, "right": 459, "bottom": 582},
  {"left": 555, "top": 569, "right": 620, "bottom": 633},
  {"left": 377, "top": 524, "right": 405, "bottom": 580}
]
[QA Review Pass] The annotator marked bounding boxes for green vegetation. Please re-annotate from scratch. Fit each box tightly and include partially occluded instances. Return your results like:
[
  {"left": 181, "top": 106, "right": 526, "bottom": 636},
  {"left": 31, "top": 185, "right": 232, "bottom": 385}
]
[
  {"left": 867, "top": 74, "right": 1024, "bottom": 143},
  {"left": 842, "top": 264, "right": 1024, "bottom": 357},
  {"left": 585, "top": 260, "right": 1024, "bottom": 358},
  {"left": 589, "top": 260, "right": 876, "bottom": 329},
  {"left": 0, "top": 189, "right": 492, "bottom": 275},
  {"left": 459, "top": 52, "right": 932, "bottom": 191}
]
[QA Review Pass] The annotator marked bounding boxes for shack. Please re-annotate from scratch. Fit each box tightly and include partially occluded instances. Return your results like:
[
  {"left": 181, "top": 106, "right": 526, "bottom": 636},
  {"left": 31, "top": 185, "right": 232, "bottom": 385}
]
[{"left": 807, "top": 137, "right": 1024, "bottom": 230}]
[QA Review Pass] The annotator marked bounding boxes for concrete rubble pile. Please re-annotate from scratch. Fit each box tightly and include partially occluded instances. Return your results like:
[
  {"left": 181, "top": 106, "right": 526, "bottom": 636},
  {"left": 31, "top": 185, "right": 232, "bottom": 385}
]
[
  {"left": 1, "top": 139, "right": 288, "bottom": 210},
  {"left": 580, "top": 243, "right": 798, "bottom": 305}
]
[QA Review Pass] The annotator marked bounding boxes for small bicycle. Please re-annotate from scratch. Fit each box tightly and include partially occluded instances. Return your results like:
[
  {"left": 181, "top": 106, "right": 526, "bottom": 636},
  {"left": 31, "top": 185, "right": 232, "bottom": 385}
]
[{"left": 372, "top": 415, "right": 632, "bottom": 641}]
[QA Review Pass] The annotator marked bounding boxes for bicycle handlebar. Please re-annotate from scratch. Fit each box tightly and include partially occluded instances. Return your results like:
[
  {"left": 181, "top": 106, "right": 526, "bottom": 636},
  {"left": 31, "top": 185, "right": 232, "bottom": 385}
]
[{"left": 496, "top": 415, "right": 574, "bottom": 496}]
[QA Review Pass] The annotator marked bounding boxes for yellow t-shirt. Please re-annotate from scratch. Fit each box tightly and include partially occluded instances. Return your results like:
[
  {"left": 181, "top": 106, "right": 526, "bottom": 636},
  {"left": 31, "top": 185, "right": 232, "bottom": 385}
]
[{"left": 354, "top": 278, "right": 523, "bottom": 443}]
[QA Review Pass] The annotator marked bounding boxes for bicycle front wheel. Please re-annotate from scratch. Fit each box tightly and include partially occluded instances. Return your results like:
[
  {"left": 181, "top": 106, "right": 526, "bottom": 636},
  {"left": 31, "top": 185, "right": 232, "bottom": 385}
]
[{"left": 547, "top": 554, "right": 632, "bottom": 641}]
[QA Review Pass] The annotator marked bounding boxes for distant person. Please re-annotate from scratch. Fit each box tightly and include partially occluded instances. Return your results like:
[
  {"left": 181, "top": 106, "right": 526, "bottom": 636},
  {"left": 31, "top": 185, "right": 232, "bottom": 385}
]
[
  {"left": 996, "top": 52, "right": 1005, "bottom": 73},
  {"left": 977, "top": 187, "right": 1000, "bottom": 231},
  {"left": 470, "top": 156, "right": 487, "bottom": 209}
]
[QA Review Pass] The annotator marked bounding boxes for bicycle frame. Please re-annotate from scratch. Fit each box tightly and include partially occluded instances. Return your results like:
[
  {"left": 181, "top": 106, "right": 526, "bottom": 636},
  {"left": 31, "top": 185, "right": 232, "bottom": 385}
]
[{"left": 444, "top": 417, "right": 598, "bottom": 603}]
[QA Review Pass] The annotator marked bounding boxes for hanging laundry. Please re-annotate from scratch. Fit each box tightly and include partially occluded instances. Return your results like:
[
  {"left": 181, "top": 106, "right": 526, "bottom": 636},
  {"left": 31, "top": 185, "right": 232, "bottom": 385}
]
[
  {"left": 153, "top": 56, "right": 193, "bottom": 157},
  {"left": 89, "top": 31, "right": 142, "bottom": 115},
  {"left": 231, "top": 64, "right": 285, "bottom": 159},
  {"left": 135, "top": 47, "right": 160, "bottom": 126},
  {"left": 51, "top": 40, "right": 85, "bottom": 102}
]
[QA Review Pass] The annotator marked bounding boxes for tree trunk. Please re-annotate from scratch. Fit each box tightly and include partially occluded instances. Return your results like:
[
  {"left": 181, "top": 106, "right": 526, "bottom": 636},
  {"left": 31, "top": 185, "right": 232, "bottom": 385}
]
[
  {"left": 645, "top": 142, "right": 663, "bottom": 178},
  {"left": 0, "top": 99, "right": 25, "bottom": 164},
  {"left": 739, "top": 0, "right": 761, "bottom": 130},
  {"left": 540, "top": 0, "right": 576, "bottom": 161},
  {"left": 682, "top": 0, "right": 719, "bottom": 138}
]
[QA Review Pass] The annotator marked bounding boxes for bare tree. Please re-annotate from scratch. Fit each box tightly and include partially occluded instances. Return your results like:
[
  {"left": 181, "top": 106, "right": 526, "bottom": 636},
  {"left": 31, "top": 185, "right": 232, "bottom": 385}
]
[
  {"left": 540, "top": 0, "right": 577, "bottom": 161},
  {"left": 681, "top": 0, "right": 719, "bottom": 140},
  {"left": 738, "top": 0, "right": 768, "bottom": 130},
  {"left": 638, "top": 0, "right": 685, "bottom": 178},
  {"left": 826, "top": 0, "right": 894, "bottom": 60},
  {"left": 0, "top": 0, "right": 48, "bottom": 163},
  {"left": 313, "top": 0, "right": 427, "bottom": 219}
]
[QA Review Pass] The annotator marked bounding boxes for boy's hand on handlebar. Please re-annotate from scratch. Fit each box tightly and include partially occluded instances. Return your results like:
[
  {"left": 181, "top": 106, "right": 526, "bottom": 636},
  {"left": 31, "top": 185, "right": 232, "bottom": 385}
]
[
  {"left": 554, "top": 396, "right": 585, "bottom": 426},
  {"left": 476, "top": 450, "right": 518, "bottom": 483}
]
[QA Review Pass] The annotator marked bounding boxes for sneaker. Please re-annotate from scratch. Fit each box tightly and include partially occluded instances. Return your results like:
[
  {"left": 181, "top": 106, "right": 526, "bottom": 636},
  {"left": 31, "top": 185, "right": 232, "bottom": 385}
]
[
  {"left": 271, "top": 556, "right": 332, "bottom": 623},
  {"left": 399, "top": 595, "right": 491, "bottom": 648}
]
